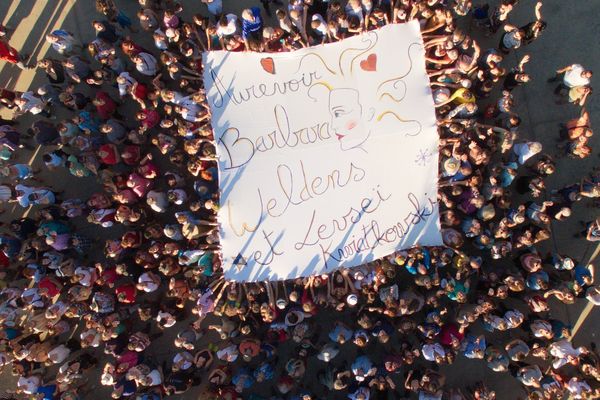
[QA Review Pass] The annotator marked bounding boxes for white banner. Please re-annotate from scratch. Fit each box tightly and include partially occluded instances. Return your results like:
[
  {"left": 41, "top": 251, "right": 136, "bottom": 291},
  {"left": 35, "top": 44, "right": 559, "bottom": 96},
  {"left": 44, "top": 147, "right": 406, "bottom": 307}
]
[{"left": 203, "top": 21, "right": 442, "bottom": 282}]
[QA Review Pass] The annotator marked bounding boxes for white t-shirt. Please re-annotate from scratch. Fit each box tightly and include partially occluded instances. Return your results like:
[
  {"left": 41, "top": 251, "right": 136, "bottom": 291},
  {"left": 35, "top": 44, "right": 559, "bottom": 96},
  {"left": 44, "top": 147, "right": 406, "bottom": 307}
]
[
  {"left": 279, "top": 17, "right": 294, "bottom": 33},
  {"left": 567, "top": 378, "right": 591, "bottom": 399},
  {"left": 17, "top": 376, "right": 41, "bottom": 394},
  {"left": 173, "top": 352, "right": 193, "bottom": 370},
  {"left": 564, "top": 64, "right": 590, "bottom": 88},
  {"left": 513, "top": 142, "right": 541, "bottom": 164},
  {"left": 20, "top": 92, "right": 45, "bottom": 115},
  {"left": 138, "top": 272, "right": 159, "bottom": 293},
  {"left": 312, "top": 14, "right": 328, "bottom": 36},
  {"left": 48, "top": 344, "right": 71, "bottom": 364},
  {"left": 74, "top": 267, "right": 95, "bottom": 287},
  {"left": 217, "top": 344, "right": 239, "bottom": 362},
  {"left": 422, "top": 343, "right": 445, "bottom": 361},
  {"left": 145, "top": 369, "right": 162, "bottom": 386},
  {"left": 217, "top": 14, "right": 238, "bottom": 37}
]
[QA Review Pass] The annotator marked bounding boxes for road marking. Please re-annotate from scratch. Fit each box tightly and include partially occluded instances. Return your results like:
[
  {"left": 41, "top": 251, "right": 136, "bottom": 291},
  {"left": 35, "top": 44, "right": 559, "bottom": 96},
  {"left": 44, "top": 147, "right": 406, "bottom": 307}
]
[
  {"left": 586, "top": 242, "right": 600, "bottom": 265},
  {"left": 22, "top": 205, "right": 33, "bottom": 219},
  {"left": 27, "top": 145, "right": 42, "bottom": 166},
  {"left": 570, "top": 301, "right": 594, "bottom": 340}
]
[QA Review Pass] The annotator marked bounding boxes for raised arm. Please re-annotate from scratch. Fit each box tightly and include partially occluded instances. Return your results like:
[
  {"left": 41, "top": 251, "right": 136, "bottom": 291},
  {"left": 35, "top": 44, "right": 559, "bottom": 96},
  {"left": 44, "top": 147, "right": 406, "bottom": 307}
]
[{"left": 535, "top": 1, "right": 543, "bottom": 21}]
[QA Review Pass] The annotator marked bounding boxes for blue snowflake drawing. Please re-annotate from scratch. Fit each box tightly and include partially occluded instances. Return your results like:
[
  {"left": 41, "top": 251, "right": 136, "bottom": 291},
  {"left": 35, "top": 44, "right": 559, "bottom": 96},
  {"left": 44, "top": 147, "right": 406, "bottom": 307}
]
[{"left": 414, "top": 148, "right": 434, "bottom": 166}]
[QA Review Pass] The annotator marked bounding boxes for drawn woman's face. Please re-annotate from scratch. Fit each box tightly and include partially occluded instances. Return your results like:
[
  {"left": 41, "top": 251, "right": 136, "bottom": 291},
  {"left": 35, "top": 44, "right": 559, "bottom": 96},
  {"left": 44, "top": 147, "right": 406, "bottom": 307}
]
[{"left": 329, "top": 89, "right": 370, "bottom": 151}]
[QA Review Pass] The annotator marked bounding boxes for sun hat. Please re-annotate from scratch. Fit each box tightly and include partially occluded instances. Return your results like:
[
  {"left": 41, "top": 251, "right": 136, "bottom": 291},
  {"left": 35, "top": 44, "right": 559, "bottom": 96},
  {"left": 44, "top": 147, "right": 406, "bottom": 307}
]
[
  {"left": 479, "top": 203, "right": 496, "bottom": 221},
  {"left": 276, "top": 298, "right": 287, "bottom": 310},
  {"left": 346, "top": 294, "right": 358, "bottom": 306},
  {"left": 317, "top": 343, "right": 340, "bottom": 362},
  {"left": 443, "top": 157, "right": 460, "bottom": 176},
  {"left": 285, "top": 309, "right": 305, "bottom": 327}
]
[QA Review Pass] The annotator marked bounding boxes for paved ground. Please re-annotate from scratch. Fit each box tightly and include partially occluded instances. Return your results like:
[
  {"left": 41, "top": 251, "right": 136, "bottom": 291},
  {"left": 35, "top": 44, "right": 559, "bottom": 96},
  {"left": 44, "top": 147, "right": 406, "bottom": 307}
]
[{"left": 0, "top": 0, "right": 599, "bottom": 399}]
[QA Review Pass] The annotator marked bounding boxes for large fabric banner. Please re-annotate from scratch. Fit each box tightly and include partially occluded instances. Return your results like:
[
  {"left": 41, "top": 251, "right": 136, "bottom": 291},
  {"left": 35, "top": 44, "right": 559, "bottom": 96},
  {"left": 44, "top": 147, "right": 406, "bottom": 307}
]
[{"left": 203, "top": 21, "right": 442, "bottom": 282}]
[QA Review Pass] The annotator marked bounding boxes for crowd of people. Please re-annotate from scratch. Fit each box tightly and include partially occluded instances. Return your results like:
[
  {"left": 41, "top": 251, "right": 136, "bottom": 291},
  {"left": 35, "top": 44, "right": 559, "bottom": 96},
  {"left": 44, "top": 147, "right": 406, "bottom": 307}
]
[{"left": 0, "top": 0, "right": 598, "bottom": 399}]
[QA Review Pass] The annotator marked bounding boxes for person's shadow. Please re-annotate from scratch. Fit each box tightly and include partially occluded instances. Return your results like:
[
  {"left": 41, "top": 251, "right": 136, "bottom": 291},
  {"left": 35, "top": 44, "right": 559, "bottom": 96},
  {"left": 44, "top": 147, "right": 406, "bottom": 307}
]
[{"left": 1, "top": 1, "right": 35, "bottom": 33}]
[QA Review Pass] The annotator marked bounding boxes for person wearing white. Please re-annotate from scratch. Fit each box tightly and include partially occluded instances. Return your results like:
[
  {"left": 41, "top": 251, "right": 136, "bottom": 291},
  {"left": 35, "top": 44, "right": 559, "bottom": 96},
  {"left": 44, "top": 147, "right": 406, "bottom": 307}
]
[
  {"left": 47, "top": 344, "right": 71, "bottom": 364},
  {"left": 557, "top": 64, "right": 593, "bottom": 88},
  {"left": 216, "top": 14, "right": 239, "bottom": 38},
  {"left": 422, "top": 343, "right": 446, "bottom": 362},
  {"left": 15, "top": 91, "right": 46, "bottom": 115},
  {"left": 17, "top": 375, "right": 41, "bottom": 394},
  {"left": 137, "top": 272, "right": 160, "bottom": 293},
  {"left": 133, "top": 52, "right": 158, "bottom": 76},
  {"left": 512, "top": 141, "right": 542, "bottom": 165},
  {"left": 548, "top": 339, "right": 586, "bottom": 369},
  {"left": 172, "top": 351, "right": 194, "bottom": 371},
  {"left": 566, "top": 377, "right": 592, "bottom": 399}
]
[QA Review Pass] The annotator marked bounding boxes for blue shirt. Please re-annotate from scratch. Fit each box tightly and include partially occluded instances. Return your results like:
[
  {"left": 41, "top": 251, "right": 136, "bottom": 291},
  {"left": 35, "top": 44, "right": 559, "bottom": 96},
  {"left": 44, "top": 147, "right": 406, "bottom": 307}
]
[
  {"left": 242, "top": 7, "right": 263, "bottom": 39},
  {"left": 36, "top": 384, "right": 57, "bottom": 400},
  {"left": 463, "top": 335, "right": 486, "bottom": 358},
  {"left": 574, "top": 264, "right": 592, "bottom": 286},
  {"left": 526, "top": 271, "right": 549, "bottom": 291}
]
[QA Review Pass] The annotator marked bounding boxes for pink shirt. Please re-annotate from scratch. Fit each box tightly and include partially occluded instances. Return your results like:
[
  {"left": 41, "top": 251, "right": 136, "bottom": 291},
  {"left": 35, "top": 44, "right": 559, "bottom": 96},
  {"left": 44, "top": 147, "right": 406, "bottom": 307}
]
[{"left": 127, "top": 173, "right": 152, "bottom": 198}]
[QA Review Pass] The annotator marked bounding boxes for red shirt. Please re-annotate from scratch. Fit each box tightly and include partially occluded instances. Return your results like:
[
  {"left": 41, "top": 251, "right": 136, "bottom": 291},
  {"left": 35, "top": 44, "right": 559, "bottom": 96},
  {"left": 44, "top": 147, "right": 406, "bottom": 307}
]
[
  {"left": 439, "top": 323, "right": 464, "bottom": 347},
  {"left": 100, "top": 267, "right": 118, "bottom": 286},
  {"left": 138, "top": 161, "right": 159, "bottom": 179},
  {"left": 140, "top": 109, "right": 160, "bottom": 130},
  {"left": 117, "top": 350, "right": 139, "bottom": 369},
  {"left": 38, "top": 276, "right": 62, "bottom": 298},
  {"left": 0, "top": 41, "right": 19, "bottom": 64},
  {"left": 121, "top": 145, "right": 141, "bottom": 166},
  {"left": 0, "top": 251, "right": 9, "bottom": 268},
  {"left": 98, "top": 143, "right": 120, "bottom": 165},
  {"left": 95, "top": 91, "right": 117, "bottom": 120},
  {"left": 115, "top": 283, "right": 137, "bottom": 303},
  {"left": 131, "top": 82, "right": 148, "bottom": 100},
  {"left": 127, "top": 172, "right": 152, "bottom": 198}
]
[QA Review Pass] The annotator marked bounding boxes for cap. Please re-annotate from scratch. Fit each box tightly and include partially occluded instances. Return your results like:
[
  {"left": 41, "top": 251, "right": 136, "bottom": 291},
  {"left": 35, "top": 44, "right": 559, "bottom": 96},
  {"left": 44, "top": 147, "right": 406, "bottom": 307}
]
[
  {"left": 276, "top": 298, "right": 287, "bottom": 309},
  {"left": 318, "top": 344, "right": 339, "bottom": 362},
  {"left": 285, "top": 310, "right": 304, "bottom": 326},
  {"left": 443, "top": 157, "right": 460, "bottom": 176},
  {"left": 347, "top": 294, "right": 358, "bottom": 306}
]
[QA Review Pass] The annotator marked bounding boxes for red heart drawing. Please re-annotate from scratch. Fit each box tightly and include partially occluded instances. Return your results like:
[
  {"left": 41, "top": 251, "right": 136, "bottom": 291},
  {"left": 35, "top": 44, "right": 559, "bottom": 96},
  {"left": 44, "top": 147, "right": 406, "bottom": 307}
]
[
  {"left": 260, "top": 57, "right": 275, "bottom": 74},
  {"left": 360, "top": 53, "right": 377, "bottom": 72}
]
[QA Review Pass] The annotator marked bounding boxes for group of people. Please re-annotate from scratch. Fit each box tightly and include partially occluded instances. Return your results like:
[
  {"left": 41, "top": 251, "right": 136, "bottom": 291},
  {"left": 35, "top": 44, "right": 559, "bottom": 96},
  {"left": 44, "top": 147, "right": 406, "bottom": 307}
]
[{"left": 0, "top": 0, "right": 598, "bottom": 399}]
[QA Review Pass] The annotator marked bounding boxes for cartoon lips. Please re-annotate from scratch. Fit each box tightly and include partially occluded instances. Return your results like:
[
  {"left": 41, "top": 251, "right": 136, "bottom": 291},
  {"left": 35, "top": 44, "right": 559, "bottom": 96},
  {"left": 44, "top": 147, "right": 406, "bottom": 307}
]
[{"left": 336, "top": 133, "right": 345, "bottom": 140}]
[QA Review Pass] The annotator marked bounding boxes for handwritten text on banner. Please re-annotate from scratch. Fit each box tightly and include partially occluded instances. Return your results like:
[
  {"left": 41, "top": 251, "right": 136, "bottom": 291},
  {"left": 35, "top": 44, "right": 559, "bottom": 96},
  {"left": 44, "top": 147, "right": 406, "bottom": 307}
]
[{"left": 203, "top": 21, "right": 442, "bottom": 282}]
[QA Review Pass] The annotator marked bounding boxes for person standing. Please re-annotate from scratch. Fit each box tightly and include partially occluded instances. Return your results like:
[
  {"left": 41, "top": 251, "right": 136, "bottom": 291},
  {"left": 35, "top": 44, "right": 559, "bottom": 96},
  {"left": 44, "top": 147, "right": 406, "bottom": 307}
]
[
  {"left": 201, "top": 0, "right": 223, "bottom": 20},
  {"left": 0, "top": 38, "right": 28, "bottom": 69},
  {"left": 241, "top": 7, "right": 264, "bottom": 50}
]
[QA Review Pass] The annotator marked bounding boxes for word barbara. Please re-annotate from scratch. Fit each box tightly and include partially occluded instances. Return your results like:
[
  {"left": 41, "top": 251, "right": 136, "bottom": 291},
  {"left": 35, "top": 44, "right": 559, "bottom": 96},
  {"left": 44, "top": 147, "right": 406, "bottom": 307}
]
[{"left": 218, "top": 104, "right": 331, "bottom": 170}]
